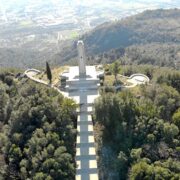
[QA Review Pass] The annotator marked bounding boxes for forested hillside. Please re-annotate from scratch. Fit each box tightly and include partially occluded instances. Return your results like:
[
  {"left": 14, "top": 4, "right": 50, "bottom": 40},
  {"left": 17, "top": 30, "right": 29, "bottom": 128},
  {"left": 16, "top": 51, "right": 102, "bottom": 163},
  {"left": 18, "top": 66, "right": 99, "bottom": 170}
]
[
  {"left": 0, "top": 69, "right": 77, "bottom": 179},
  {"left": 83, "top": 9, "right": 180, "bottom": 54},
  {"left": 1, "top": 9, "right": 180, "bottom": 69},
  {"left": 94, "top": 64, "right": 180, "bottom": 179},
  {"left": 55, "top": 9, "right": 180, "bottom": 69},
  {"left": 0, "top": 9, "right": 180, "bottom": 68}
]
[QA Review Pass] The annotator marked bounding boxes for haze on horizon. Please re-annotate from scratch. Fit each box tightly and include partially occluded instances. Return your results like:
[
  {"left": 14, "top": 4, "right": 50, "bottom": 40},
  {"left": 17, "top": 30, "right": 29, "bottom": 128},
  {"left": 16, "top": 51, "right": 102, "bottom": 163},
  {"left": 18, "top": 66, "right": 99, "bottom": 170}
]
[{"left": 0, "top": 0, "right": 180, "bottom": 11}]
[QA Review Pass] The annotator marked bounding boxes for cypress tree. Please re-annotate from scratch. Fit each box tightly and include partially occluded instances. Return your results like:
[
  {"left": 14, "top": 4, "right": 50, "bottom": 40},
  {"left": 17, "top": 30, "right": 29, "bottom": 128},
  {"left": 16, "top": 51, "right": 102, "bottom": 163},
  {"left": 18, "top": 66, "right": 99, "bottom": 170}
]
[
  {"left": 46, "top": 62, "right": 52, "bottom": 84},
  {"left": 112, "top": 61, "right": 120, "bottom": 86}
]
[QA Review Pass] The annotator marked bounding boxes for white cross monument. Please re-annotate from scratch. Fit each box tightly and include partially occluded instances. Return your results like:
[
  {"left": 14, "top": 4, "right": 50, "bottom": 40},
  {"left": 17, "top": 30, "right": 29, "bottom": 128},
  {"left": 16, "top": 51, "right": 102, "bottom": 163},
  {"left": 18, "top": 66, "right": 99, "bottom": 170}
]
[{"left": 77, "top": 41, "right": 86, "bottom": 77}]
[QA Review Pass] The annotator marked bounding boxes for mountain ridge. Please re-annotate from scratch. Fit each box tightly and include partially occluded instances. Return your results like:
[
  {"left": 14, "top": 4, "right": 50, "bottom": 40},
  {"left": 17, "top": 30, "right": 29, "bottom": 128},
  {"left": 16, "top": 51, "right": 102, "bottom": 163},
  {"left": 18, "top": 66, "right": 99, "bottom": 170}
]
[{"left": 1, "top": 8, "right": 180, "bottom": 69}]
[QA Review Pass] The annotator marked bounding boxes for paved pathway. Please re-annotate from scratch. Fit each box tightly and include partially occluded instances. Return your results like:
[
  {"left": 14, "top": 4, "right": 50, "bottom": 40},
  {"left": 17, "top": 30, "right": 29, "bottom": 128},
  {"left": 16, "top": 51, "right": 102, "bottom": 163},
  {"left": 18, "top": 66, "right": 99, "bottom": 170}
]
[
  {"left": 66, "top": 66, "right": 99, "bottom": 180},
  {"left": 24, "top": 69, "right": 68, "bottom": 97}
]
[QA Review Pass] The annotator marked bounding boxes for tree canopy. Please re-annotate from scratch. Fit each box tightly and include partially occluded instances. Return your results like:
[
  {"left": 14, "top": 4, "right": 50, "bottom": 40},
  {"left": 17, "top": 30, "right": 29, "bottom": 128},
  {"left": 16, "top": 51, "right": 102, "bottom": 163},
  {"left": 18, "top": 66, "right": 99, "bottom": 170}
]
[
  {"left": 94, "top": 65, "right": 180, "bottom": 179},
  {"left": 0, "top": 69, "right": 77, "bottom": 179}
]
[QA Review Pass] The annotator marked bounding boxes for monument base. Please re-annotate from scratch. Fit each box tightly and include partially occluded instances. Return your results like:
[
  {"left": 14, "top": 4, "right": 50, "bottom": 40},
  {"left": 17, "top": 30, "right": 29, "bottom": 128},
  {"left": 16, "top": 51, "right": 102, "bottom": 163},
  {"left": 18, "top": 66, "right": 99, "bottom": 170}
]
[{"left": 79, "top": 72, "right": 86, "bottom": 78}]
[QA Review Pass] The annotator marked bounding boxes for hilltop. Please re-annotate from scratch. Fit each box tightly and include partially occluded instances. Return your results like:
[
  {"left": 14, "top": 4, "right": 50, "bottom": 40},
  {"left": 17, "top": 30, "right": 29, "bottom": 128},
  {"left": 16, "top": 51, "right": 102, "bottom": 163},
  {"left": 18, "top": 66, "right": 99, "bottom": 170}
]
[{"left": 0, "top": 63, "right": 180, "bottom": 179}]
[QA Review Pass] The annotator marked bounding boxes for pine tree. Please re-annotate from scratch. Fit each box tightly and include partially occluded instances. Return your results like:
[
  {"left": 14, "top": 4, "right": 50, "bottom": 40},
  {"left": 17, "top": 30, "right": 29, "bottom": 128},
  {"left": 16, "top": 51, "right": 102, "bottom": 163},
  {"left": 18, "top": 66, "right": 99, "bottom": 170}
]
[{"left": 46, "top": 62, "right": 52, "bottom": 84}]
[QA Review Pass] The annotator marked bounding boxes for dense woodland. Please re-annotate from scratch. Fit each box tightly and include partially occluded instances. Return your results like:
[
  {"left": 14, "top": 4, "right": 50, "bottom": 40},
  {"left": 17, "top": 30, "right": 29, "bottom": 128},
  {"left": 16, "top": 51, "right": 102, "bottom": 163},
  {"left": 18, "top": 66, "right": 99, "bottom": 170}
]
[
  {"left": 0, "top": 69, "right": 77, "bottom": 179},
  {"left": 94, "top": 63, "right": 180, "bottom": 179},
  {"left": 90, "top": 43, "right": 180, "bottom": 69},
  {"left": 0, "top": 66, "right": 179, "bottom": 179}
]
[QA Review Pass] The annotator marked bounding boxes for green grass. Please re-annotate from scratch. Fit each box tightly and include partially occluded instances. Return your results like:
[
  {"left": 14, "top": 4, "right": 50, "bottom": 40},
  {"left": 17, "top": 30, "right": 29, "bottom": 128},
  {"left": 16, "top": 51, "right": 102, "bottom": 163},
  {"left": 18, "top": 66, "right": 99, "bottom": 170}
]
[
  {"left": 70, "top": 31, "right": 79, "bottom": 39},
  {"left": 35, "top": 66, "right": 68, "bottom": 86}
]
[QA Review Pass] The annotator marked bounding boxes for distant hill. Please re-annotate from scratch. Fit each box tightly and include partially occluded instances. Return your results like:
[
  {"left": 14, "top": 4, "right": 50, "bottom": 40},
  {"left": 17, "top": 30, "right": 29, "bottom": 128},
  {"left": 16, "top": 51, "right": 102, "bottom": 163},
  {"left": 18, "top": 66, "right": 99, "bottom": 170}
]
[
  {"left": 54, "top": 8, "right": 180, "bottom": 69},
  {"left": 82, "top": 8, "right": 180, "bottom": 54},
  {"left": 1, "top": 9, "right": 180, "bottom": 69}
]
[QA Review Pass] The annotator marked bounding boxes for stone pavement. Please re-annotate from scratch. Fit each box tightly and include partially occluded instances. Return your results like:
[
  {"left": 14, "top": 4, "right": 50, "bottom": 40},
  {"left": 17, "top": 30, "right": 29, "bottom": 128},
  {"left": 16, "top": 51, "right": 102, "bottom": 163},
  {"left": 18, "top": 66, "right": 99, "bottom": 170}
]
[{"left": 66, "top": 66, "right": 99, "bottom": 180}]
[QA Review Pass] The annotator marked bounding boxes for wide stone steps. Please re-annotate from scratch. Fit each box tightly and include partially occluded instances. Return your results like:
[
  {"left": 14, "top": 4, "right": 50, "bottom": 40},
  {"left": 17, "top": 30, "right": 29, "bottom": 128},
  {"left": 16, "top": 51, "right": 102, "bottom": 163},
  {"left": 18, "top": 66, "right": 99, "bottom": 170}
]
[
  {"left": 66, "top": 79, "right": 99, "bottom": 86},
  {"left": 67, "top": 86, "right": 98, "bottom": 92},
  {"left": 75, "top": 112, "right": 98, "bottom": 180}
]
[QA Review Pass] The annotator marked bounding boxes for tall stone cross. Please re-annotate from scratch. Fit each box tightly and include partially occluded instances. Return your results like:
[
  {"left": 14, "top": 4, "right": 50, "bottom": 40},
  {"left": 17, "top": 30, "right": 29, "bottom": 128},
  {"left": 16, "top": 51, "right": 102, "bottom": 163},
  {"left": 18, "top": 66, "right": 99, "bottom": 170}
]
[{"left": 77, "top": 41, "right": 86, "bottom": 77}]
